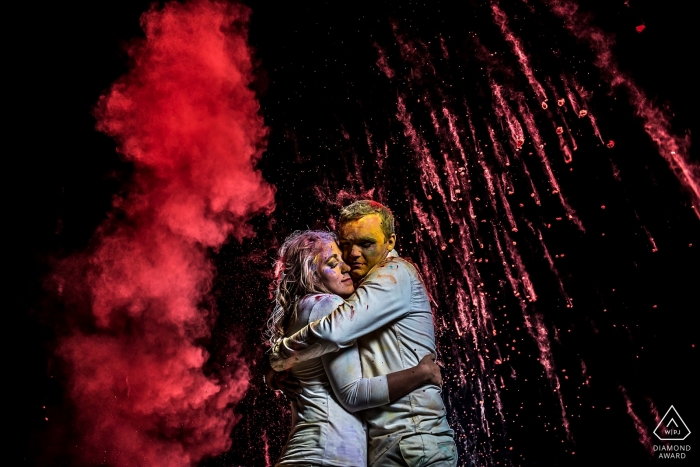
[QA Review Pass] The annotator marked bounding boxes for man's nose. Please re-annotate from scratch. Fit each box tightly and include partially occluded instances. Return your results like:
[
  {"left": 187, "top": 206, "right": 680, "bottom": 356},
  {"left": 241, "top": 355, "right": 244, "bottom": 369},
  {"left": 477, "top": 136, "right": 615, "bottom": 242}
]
[{"left": 349, "top": 245, "right": 362, "bottom": 259}]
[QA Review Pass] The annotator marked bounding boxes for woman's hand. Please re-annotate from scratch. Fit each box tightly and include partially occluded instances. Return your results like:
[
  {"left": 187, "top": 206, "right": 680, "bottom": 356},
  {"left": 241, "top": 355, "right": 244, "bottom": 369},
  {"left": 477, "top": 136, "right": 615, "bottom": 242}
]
[
  {"left": 417, "top": 353, "right": 442, "bottom": 387},
  {"left": 271, "top": 371, "right": 302, "bottom": 399},
  {"left": 263, "top": 355, "right": 302, "bottom": 399}
]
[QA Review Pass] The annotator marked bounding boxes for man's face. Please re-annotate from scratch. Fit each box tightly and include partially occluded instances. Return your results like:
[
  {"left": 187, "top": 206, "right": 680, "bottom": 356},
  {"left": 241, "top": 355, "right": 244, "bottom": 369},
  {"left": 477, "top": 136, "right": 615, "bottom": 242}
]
[{"left": 338, "top": 214, "right": 396, "bottom": 280}]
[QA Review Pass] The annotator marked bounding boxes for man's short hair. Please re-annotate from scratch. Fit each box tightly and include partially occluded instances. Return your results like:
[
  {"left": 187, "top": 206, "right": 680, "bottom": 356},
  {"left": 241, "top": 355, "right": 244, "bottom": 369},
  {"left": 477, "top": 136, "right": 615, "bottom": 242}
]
[{"left": 339, "top": 200, "right": 395, "bottom": 241}]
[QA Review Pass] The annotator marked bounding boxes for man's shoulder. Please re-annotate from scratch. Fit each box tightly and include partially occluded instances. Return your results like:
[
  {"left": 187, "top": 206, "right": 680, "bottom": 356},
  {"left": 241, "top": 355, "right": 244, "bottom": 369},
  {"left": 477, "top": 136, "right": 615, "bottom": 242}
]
[
  {"left": 381, "top": 252, "right": 420, "bottom": 274},
  {"left": 364, "top": 253, "right": 420, "bottom": 284}
]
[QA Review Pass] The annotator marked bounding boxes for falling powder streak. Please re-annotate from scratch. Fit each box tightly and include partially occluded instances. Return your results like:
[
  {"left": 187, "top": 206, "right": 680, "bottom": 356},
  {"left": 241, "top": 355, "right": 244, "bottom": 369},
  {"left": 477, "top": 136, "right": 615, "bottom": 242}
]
[
  {"left": 564, "top": 74, "right": 605, "bottom": 143},
  {"left": 397, "top": 96, "right": 454, "bottom": 225},
  {"left": 523, "top": 311, "right": 572, "bottom": 439},
  {"left": 587, "top": 111, "right": 605, "bottom": 144},
  {"left": 538, "top": 228, "right": 573, "bottom": 307},
  {"left": 562, "top": 76, "right": 582, "bottom": 116},
  {"left": 491, "top": 82, "right": 526, "bottom": 149},
  {"left": 442, "top": 106, "right": 470, "bottom": 167},
  {"left": 492, "top": 222, "right": 523, "bottom": 298},
  {"left": 491, "top": 1, "right": 548, "bottom": 103},
  {"left": 620, "top": 386, "right": 655, "bottom": 456},
  {"left": 495, "top": 171, "right": 518, "bottom": 232},
  {"left": 262, "top": 432, "right": 272, "bottom": 467},
  {"left": 634, "top": 210, "right": 659, "bottom": 253},
  {"left": 516, "top": 99, "right": 584, "bottom": 231},
  {"left": 375, "top": 43, "right": 395, "bottom": 79},
  {"left": 486, "top": 124, "right": 512, "bottom": 169},
  {"left": 504, "top": 228, "right": 537, "bottom": 302},
  {"left": 429, "top": 110, "right": 464, "bottom": 203}
]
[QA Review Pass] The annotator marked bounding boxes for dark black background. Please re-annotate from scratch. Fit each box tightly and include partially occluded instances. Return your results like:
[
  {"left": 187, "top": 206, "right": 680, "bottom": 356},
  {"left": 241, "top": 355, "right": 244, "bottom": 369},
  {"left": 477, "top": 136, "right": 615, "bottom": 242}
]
[{"left": 13, "top": 0, "right": 698, "bottom": 466}]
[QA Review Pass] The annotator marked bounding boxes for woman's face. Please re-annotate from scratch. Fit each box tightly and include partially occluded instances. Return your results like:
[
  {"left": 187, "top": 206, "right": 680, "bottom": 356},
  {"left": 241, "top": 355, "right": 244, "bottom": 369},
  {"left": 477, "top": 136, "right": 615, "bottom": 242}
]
[{"left": 316, "top": 239, "right": 354, "bottom": 298}]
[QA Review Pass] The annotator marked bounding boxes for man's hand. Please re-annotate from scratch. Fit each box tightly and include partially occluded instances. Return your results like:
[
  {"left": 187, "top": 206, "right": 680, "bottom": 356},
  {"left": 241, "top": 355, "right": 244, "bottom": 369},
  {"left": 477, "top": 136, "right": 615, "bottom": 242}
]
[
  {"left": 417, "top": 353, "right": 442, "bottom": 388},
  {"left": 263, "top": 353, "right": 302, "bottom": 399}
]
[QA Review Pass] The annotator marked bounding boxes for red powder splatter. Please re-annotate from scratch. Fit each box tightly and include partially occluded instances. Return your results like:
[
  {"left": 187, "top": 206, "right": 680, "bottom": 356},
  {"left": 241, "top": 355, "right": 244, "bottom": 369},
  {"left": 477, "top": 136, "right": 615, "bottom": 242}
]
[
  {"left": 636, "top": 24, "right": 646, "bottom": 33},
  {"left": 490, "top": 81, "right": 526, "bottom": 151},
  {"left": 55, "top": 1, "right": 274, "bottom": 466},
  {"left": 620, "top": 386, "right": 654, "bottom": 455},
  {"left": 522, "top": 311, "right": 571, "bottom": 438},
  {"left": 491, "top": 3, "right": 548, "bottom": 102},
  {"left": 374, "top": 43, "right": 395, "bottom": 79},
  {"left": 517, "top": 99, "right": 583, "bottom": 230},
  {"left": 537, "top": 226, "right": 572, "bottom": 305},
  {"left": 549, "top": 0, "right": 700, "bottom": 217},
  {"left": 607, "top": 140, "right": 615, "bottom": 148}
]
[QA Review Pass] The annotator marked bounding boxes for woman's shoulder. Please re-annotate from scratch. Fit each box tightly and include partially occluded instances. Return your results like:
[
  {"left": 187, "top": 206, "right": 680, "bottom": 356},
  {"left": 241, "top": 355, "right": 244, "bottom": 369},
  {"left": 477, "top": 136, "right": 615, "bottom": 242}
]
[{"left": 299, "top": 294, "right": 345, "bottom": 322}]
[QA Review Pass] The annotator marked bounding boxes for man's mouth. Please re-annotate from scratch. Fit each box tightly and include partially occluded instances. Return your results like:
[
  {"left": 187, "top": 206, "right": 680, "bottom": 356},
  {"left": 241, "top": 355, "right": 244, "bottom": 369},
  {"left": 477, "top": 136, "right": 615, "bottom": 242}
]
[{"left": 349, "top": 263, "right": 364, "bottom": 269}]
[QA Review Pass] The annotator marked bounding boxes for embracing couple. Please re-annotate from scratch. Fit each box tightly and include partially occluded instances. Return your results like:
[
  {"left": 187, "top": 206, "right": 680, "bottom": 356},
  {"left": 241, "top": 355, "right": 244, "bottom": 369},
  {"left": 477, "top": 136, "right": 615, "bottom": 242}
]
[{"left": 266, "top": 200, "right": 457, "bottom": 466}]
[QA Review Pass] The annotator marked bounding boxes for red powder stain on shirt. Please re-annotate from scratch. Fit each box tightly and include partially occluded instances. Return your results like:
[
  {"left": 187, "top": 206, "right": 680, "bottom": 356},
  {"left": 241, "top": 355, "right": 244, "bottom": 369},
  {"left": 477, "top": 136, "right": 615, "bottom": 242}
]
[
  {"left": 376, "top": 273, "right": 398, "bottom": 284},
  {"left": 636, "top": 25, "right": 645, "bottom": 33}
]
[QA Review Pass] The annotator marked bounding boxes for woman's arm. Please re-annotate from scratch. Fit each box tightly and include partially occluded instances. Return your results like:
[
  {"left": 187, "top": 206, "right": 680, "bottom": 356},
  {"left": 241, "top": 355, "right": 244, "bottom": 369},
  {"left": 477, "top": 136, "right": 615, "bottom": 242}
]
[{"left": 323, "top": 346, "right": 441, "bottom": 413}]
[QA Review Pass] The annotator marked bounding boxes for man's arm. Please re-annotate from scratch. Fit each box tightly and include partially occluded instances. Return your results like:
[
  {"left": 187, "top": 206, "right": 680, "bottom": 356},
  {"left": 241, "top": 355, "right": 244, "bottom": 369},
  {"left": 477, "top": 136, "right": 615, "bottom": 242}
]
[
  {"left": 324, "top": 346, "right": 442, "bottom": 413},
  {"left": 270, "top": 258, "right": 413, "bottom": 371}
]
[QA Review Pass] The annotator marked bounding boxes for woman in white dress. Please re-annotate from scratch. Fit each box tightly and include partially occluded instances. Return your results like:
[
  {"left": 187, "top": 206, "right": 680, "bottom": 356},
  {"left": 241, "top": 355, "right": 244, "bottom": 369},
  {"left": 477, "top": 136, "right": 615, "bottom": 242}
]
[{"left": 267, "top": 230, "right": 441, "bottom": 466}]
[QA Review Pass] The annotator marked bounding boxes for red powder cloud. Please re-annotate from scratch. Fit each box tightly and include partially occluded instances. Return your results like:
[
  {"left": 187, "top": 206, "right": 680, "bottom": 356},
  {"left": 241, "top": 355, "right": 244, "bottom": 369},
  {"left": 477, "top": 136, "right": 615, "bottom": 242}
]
[{"left": 55, "top": 1, "right": 274, "bottom": 465}]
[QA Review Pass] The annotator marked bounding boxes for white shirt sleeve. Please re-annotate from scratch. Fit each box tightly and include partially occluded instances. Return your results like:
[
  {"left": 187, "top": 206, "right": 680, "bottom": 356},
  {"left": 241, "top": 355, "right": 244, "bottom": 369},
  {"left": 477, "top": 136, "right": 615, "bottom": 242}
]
[
  {"left": 271, "top": 256, "right": 412, "bottom": 371},
  {"left": 307, "top": 296, "right": 390, "bottom": 412}
]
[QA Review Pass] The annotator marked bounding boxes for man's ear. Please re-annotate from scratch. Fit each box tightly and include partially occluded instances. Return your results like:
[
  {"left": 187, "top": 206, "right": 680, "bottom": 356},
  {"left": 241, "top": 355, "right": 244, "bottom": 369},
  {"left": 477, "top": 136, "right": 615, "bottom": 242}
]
[{"left": 386, "top": 233, "right": 397, "bottom": 251}]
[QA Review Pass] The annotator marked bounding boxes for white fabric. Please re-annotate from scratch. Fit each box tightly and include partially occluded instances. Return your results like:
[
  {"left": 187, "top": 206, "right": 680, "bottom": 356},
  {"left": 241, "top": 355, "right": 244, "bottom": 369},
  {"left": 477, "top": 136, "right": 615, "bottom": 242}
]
[
  {"left": 272, "top": 251, "right": 454, "bottom": 465},
  {"left": 276, "top": 294, "right": 390, "bottom": 467},
  {"left": 374, "top": 433, "right": 458, "bottom": 466}
]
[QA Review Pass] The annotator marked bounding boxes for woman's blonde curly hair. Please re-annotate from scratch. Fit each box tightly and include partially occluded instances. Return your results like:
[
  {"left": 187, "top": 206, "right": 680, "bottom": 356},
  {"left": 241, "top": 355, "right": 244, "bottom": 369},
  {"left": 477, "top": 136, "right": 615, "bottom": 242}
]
[{"left": 265, "top": 230, "right": 337, "bottom": 347}]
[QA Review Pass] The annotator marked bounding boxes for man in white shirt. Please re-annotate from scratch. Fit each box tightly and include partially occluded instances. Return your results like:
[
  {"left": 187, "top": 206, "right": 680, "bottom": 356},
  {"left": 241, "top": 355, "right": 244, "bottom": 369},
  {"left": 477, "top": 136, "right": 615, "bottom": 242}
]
[{"left": 270, "top": 200, "right": 457, "bottom": 466}]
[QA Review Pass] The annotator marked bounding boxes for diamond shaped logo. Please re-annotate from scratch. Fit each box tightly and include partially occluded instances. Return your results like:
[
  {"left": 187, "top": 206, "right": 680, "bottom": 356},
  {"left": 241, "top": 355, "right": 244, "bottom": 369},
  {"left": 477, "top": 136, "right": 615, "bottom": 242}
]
[{"left": 653, "top": 406, "right": 691, "bottom": 441}]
